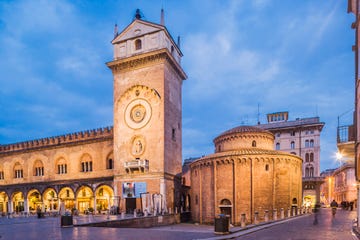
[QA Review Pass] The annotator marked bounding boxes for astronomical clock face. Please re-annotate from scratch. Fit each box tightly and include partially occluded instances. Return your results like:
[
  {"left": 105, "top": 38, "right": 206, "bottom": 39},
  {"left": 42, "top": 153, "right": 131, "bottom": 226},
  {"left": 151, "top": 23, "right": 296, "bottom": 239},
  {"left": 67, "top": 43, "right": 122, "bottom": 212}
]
[{"left": 124, "top": 99, "right": 152, "bottom": 129}]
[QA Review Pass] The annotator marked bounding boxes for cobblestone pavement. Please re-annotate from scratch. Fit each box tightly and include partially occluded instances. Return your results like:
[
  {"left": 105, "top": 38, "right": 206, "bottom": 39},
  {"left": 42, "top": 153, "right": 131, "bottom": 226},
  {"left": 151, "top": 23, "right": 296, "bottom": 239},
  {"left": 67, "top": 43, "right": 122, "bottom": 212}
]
[
  {"left": 231, "top": 208, "right": 358, "bottom": 240},
  {"left": 0, "top": 209, "right": 357, "bottom": 240}
]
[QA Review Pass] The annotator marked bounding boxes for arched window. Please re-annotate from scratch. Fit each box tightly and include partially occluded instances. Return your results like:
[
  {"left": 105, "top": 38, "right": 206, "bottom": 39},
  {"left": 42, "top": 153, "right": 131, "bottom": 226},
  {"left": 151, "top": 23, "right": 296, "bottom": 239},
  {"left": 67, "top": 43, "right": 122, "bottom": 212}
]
[
  {"left": 305, "top": 140, "right": 309, "bottom": 148},
  {"left": 309, "top": 139, "right": 314, "bottom": 147},
  {"left": 305, "top": 153, "right": 309, "bottom": 162},
  {"left": 305, "top": 167, "right": 309, "bottom": 177},
  {"left": 252, "top": 140, "right": 256, "bottom": 147},
  {"left": 56, "top": 157, "right": 67, "bottom": 174},
  {"left": 14, "top": 162, "right": 23, "bottom": 179},
  {"left": 276, "top": 142, "right": 280, "bottom": 150},
  {"left": 33, "top": 160, "right": 44, "bottom": 176},
  {"left": 80, "top": 154, "right": 93, "bottom": 172},
  {"left": 309, "top": 166, "right": 314, "bottom": 177},
  {"left": 310, "top": 152, "right": 314, "bottom": 162},
  {"left": 265, "top": 164, "right": 269, "bottom": 171},
  {"left": 106, "top": 152, "right": 114, "bottom": 170},
  {"left": 290, "top": 141, "right": 295, "bottom": 149},
  {"left": 135, "top": 39, "right": 142, "bottom": 50}
]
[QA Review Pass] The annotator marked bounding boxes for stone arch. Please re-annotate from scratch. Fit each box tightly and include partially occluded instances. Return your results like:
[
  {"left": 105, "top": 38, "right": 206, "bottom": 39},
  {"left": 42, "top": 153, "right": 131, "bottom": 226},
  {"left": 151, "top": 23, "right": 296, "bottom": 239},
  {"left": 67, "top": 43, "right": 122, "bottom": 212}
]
[
  {"left": 43, "top": 188, "right": 58, "bottom": 211},
  {"left": 0, "top": 191, "right": 9, "bottom": 213},
  {"left": 95, "top": 185, "right": 114, "bottom": 213},
  {"left": 76, "top": 185, "right": 94, "bottom": 214},
  {"left": 58, "top": 187, "right": 75, "bottom": 212},
  {"left": 219, "top": 198, "right": 232, "bottom": 223},
  {"left": 27, "top": 189, "right": 42, "bottom": 212},
  {"left": 11, "top": 191, "right": 24, "bottom": 213}
]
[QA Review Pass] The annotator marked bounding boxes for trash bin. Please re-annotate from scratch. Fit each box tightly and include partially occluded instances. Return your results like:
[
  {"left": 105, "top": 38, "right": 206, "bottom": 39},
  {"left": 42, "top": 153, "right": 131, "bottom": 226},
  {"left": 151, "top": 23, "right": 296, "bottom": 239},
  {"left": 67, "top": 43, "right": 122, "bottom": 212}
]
[
  {"left": 61, "top": 215, "right": 73, "bottom": 227},
  {"left": 214, "top": 214, "right": 229, "bottom": 234}
]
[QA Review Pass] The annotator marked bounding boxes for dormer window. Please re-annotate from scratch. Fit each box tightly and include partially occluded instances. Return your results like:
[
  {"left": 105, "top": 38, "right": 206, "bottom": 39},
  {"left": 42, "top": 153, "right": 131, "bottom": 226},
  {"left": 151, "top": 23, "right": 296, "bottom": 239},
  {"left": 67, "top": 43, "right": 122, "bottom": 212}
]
[{"left": 135, "top": 39, "right": 142, "bottom": 50}]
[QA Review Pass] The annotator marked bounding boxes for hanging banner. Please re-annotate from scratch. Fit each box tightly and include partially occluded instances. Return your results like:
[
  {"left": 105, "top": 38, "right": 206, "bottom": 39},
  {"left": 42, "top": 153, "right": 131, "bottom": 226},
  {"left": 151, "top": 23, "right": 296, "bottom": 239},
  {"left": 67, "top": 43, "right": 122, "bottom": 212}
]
[
  {"left": 122, "top": 182, "right": 135, "bottom": 198},
  {"left": 134, "top": 182, "right": 147, "bottom": 198}
]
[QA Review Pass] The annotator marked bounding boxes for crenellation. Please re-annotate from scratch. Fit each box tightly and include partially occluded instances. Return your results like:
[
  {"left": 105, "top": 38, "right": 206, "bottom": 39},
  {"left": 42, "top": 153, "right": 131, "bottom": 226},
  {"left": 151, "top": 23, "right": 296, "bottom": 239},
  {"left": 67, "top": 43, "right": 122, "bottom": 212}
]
[{"left": 0, "top": 126, "right": 113, "bottom": 154}]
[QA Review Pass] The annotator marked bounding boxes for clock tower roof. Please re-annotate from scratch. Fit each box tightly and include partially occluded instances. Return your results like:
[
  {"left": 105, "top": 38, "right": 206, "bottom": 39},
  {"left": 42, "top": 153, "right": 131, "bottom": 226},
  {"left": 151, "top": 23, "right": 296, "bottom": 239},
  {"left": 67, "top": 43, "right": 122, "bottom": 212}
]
[{"left": 112, "top": 14, "right": 183, "bottom": 57}]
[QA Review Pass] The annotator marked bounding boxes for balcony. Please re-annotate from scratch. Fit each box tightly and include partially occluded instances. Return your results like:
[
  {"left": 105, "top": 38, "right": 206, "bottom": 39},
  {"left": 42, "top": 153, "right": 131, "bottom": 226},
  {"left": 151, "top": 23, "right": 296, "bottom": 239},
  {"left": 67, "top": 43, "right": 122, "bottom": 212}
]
[
  {"left": 337, "top": 125, "right": 355, "bottom": 143},
  {"left": 124, "top": 159, "right": 149, "bottom": 173}
]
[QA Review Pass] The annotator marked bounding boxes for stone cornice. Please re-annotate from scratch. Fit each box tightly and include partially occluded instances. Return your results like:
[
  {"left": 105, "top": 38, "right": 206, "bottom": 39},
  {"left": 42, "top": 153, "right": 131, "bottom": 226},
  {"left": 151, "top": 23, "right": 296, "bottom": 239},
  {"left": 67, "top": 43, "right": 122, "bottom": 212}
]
[
  {"left": 0, "top": 126, "right": 113, "bottom": 156},
  {"left": 106, "top": 49, "right": 187, "bottom": 80}
]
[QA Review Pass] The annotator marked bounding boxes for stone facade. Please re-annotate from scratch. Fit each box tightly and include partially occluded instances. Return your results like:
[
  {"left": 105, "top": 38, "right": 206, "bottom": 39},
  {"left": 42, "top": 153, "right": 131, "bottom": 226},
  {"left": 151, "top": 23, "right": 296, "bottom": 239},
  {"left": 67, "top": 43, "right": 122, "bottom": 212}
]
[
  {"left": 190, "top": 126, "right": 302, "bottom": 225},
  {"left": 0, "top": 12, "right": 186, "bottom": 216},
  {"left": 257, "top": 112, "right": 325, "bottom": 207}
]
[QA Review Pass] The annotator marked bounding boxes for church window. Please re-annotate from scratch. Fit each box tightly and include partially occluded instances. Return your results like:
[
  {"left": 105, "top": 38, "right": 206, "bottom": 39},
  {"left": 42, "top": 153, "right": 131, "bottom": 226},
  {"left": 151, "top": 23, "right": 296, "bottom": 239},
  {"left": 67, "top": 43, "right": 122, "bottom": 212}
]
[
  {"left": 135, "top": 39, "right": 142, "bottom": 50},
  {"left": 305, "top": 140, "right": 309, "bottom": 148},
  {"left": 309, "top": 139, "right": 314, "bottom": 147},
  {"left": 305, "top": 153, "right": 309, "bottom": 162},
  {"left": 275, "top": 142, "right": 280, "bottom": 150},
  {"left": 265, "top": 164, "right": 269, "bottom": 171},
  {"left": 0, "top": 171, "right": 4, "bottom": 180},
  {"left": 290, "top": 131, "right": 295, "bottom": 136},
  {"left": 252, "top": 141, "right": 256, "bottom": 147},
  {"left": 195, "top": 195, "right": 198, "bottom": 205},
  {"left": 171, "top": 45, "right": 174, "bottom": 54},
  {"left": 290, "top": 141, "right": 295, "bottom": 149}
]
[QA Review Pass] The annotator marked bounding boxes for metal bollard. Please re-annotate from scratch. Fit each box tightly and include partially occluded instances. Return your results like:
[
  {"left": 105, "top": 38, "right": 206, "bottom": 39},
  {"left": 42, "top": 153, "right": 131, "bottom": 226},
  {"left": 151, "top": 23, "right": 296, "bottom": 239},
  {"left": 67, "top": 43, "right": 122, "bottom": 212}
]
[
  {"left": 280, "top": 208, "right": 284, "bottom": 219},
  {"left": 264, "top": 210, "right": 269, "bottom": 222},
  {"left": 254, "top": 211, "right": 259, "bottom": 224},
  {"left": 241, "top": 213, "right": 246, "bottom": 227},
  {"left": 273, "top": 209, "right": 277, "bottom": 221}
]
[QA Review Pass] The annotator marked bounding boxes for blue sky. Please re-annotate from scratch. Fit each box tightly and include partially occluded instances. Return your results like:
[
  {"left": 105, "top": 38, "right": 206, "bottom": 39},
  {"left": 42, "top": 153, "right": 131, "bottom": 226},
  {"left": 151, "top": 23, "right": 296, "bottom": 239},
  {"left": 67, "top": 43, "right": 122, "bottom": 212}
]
[{"left": 0, "top": 0, "right": 355, "bottom": 171}]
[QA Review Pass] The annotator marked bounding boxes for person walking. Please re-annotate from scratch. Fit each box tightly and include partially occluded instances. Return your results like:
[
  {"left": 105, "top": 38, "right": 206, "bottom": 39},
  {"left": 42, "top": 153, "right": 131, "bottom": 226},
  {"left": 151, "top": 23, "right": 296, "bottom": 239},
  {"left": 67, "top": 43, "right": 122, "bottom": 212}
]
[{"left": 330, "top": 200, "right": 338, "bottom": 217}]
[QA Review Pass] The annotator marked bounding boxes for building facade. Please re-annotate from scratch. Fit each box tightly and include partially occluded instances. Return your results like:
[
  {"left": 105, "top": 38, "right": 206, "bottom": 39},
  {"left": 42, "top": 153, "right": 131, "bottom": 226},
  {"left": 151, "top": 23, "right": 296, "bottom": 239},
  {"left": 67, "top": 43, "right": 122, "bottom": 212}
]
[
  {"left": 0, "top": 10, "right": 186, "bottom": 216},
  {"left": 190, "top": 126, "right": 302, "bottom": 225},
  {"left": 257, "top": 112, "right": 325, "bottom": 207}
]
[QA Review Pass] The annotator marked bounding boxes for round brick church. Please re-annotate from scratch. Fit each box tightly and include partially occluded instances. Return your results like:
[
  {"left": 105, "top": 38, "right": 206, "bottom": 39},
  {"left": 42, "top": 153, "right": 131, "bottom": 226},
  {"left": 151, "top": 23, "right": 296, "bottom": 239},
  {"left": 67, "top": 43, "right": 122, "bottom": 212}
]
[{"left": 190, "top": 126, "right": 302, "bottom": 225}]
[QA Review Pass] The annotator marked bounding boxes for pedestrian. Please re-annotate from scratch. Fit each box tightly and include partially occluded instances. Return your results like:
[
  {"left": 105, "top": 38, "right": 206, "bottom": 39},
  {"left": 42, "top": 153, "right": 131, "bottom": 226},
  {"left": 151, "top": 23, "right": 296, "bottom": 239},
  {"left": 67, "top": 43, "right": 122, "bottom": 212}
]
[
  {"left": 313, "top": 203, "right": 320, "bottom": 225},
  {"left": 36, "top": 206, "right": 41, "bottom": 219},
  {"left": 330, "top": 200, "right": 338, "bottom": 217}
]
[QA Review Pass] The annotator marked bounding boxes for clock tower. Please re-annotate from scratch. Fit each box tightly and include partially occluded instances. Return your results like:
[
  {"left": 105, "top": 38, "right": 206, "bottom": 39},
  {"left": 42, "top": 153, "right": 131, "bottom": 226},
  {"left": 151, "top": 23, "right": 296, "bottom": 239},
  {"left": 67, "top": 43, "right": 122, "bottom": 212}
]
[{"left": 107, "top": 10, "right": 187, "bottom": 213}]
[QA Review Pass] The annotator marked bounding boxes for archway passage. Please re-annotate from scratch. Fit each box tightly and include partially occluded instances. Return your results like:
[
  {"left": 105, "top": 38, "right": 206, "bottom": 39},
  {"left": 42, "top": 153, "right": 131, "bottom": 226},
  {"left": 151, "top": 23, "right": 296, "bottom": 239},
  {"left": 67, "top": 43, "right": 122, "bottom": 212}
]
[
  {"left": 27, "top": 190, "right": 41, "bottom": 213},
  {"left": 58, "top": 187, "right": 75, "bottom": 212},
  {"left": 219, "top": 199, "right": 232, "bottom": 223},
  {"left": 0, "top": 192, "right": 8, "bottom": 213},
  {"left": 76, "top": 186, "right": 94, "bottom": 214},
  {"left": 12, "top": 192, "right": 24, "bottom": 213},
  {"left": 43, "top": 188, "right": 58, "bottom": 212},
  {"left": 95, "top": 185, "right": 114, "bottom": 214}
]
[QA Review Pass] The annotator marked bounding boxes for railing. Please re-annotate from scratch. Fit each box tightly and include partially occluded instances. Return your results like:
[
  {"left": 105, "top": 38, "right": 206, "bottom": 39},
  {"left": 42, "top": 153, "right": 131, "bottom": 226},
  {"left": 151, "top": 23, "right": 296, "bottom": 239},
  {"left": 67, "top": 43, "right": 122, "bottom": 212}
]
[
  {"left": 337, "top": 125, "right": 355, "bottom": 143},
  {"left": 124, "top": 159, "right": 149, "bottom": 173}
]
